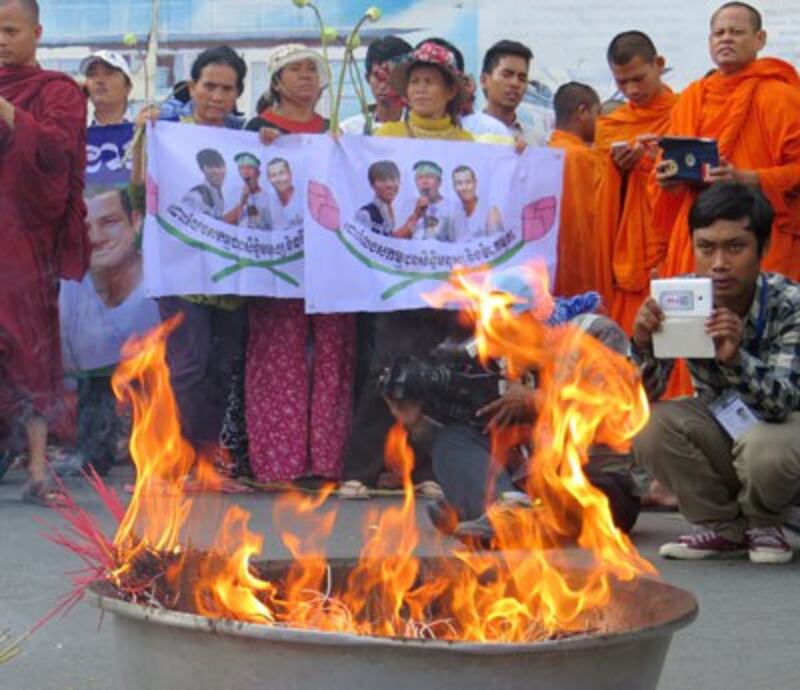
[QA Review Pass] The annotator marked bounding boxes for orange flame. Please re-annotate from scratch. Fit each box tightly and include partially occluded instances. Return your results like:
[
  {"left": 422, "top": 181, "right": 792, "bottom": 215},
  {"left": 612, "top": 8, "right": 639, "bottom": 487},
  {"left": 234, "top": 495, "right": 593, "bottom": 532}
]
[
  {"left": 110, "top": 318, "right": 195, "bottom": 577},
  {"left": 109, "top": 262, "right": 655, "bottom": 643}
]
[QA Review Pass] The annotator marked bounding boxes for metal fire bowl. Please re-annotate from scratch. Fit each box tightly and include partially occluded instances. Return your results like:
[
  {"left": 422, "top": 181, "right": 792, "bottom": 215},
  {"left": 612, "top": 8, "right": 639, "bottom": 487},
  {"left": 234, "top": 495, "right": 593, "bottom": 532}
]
[{"left": 89, "top": 557, "right": 697, "bottom": 690}]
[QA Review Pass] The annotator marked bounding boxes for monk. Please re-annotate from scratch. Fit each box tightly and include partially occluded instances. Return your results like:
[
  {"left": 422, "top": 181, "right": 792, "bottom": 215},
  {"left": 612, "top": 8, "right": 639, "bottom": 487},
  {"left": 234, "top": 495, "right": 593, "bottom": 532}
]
[
  {"left": 595, "top": 32, "right": 678, "bottom": 334},
  {"left": 0, "top": 0, "right": 89, "bottom": 504},
  {"left": 548, "top": 82, "right": 607, "bottom": 299},
  {"left": 654, "top": 2, "right": 800, "bottom": 281}
]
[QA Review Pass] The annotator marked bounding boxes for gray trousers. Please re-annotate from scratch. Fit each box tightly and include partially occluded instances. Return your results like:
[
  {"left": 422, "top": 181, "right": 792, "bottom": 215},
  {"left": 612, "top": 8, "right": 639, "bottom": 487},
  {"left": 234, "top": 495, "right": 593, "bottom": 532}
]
[{"left": 634, "top": 398, "right": 800, "bottom": 541}]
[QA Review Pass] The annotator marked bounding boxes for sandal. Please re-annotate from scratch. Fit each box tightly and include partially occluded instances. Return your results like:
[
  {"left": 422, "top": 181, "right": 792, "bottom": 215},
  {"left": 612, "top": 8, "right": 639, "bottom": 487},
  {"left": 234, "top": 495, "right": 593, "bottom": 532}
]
[
  {"left": 338, "top": 480, "right": 370, "bottom": 500},
  {"left": 414, "top": 480, "right": 444, "bottom": 501},
  {"left": 21, "top": 480, "right": 69, "bottom": 508}
]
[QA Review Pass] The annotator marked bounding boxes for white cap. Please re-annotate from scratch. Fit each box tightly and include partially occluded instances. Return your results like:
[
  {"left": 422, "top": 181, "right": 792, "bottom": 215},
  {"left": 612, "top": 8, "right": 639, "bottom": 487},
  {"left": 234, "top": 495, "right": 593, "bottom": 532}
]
[
  {"left": 80, "top": 50, "right": 132, "bottom": 83},
  {"left": 267, "top": 44, "right": 328, "bottom": 88}
]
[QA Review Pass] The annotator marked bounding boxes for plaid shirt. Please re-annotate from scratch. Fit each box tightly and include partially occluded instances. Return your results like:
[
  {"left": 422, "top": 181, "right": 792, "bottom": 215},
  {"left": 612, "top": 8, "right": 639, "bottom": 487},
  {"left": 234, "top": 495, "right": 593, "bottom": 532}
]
[{"left": 631, "top": 272, "right": 800, "bottom": 421}]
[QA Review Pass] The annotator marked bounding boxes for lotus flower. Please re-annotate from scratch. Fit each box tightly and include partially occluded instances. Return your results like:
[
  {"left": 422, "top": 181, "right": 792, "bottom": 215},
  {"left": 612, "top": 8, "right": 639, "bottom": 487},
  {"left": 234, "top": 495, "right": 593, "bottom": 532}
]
[
  {"left": 521, "top": 196, "right": 558, "bottom": 242},
  {"left": 308, "top": 180, "right": 341, "bottom": 231}
]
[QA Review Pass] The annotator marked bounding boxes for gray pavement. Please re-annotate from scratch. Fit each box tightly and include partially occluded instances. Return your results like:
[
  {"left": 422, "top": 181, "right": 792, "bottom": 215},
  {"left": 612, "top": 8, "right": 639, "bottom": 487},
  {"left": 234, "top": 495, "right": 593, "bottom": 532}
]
[{"left": 0, "top": 466, "right": 798, "bottom": 690}]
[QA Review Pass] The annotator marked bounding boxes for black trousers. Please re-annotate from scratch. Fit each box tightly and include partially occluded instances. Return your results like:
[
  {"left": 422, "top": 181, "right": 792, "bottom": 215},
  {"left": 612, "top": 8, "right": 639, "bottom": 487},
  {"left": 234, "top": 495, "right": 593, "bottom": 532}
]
[
  {"left": 431, "top": 423, "right": 641, "bottom": 533},
  {"left": 342, "top": 309, "right": 469, "bottom": 486},
  {"left": 157, "top": 297, "right": 245, "bottom": 448},
  {"left": 75, "top": 375, "right": 120, "bottom": 475}
]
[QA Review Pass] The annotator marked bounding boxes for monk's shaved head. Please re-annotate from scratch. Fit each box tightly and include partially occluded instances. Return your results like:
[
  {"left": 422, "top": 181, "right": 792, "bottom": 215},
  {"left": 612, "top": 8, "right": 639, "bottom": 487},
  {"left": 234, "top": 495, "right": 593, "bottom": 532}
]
[
  {"left": 711, "top": 2, "right": 762, "bottom": 31},
  {"left": 554, "top": 81, "right": 600, "bottom": 127},
  {"left": 0, "top": 0, "right": 39, "bottom": 23},
  {"left": 0, "top": 0, "right": 39, "bottom": 24},
  {"left": 607, "top": 31, "right": 658, "bottom": 66}
]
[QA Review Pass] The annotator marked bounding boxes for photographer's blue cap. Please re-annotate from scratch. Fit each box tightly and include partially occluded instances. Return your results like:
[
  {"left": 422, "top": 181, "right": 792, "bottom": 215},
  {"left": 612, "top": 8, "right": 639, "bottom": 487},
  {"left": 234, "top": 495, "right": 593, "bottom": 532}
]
[
  {"left": 486, "top": 267, "right": 603, "bottom": 325},
  {"left": 486, "top": 270, "right": 533, "bottom": 315}
]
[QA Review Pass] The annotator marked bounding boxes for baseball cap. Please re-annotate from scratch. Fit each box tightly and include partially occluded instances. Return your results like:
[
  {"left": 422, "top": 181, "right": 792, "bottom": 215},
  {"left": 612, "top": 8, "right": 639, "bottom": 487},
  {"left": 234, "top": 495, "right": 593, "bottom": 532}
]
[{"left": 80, "top": 50, "right": 133, "bottom": 83}]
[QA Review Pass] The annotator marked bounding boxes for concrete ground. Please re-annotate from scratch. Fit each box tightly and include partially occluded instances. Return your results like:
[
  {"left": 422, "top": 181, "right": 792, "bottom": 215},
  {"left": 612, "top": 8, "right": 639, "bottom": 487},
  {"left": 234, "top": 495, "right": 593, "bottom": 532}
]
[{"left": 0, "top": 465, "right": 797, "bottom": 690}]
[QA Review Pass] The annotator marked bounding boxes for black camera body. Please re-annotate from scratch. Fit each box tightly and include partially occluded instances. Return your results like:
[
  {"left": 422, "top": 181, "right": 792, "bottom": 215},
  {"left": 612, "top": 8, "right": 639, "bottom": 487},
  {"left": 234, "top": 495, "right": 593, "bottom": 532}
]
[{"left": 379, "top": 339, "right": 505, "bottom": 427}]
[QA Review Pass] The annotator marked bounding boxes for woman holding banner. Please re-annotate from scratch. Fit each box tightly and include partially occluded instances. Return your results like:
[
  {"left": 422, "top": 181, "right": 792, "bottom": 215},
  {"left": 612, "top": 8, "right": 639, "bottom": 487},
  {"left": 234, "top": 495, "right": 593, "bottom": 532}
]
[
  {"left": 244, "top": 44, "right": 356, "bottom": 484},
  {"left": 339, "top": 39, "right": 475, "bottom": 499},
  {"left": 131, "top": 46, "right": 249, "bottom": 477}
]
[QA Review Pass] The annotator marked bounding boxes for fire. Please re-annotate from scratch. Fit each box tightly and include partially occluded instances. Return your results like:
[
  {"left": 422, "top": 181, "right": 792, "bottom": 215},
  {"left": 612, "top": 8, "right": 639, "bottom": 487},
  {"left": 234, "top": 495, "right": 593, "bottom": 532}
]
[{"left": 107, "top": 262, "right": 655, "bottom": 643}]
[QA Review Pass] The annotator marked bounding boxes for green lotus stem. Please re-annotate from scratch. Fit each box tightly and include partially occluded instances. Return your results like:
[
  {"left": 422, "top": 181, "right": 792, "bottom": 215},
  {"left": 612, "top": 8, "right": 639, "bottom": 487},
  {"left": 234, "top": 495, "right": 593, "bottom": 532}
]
[
  {"left": 347, "top": 50, "right": 372, "bottom": 130},
  {"left": 306, "top": 3, "right": 336, "bottom": 121},
  {"left": 331, "top": 13, "right": 371, "bottom": 132}
]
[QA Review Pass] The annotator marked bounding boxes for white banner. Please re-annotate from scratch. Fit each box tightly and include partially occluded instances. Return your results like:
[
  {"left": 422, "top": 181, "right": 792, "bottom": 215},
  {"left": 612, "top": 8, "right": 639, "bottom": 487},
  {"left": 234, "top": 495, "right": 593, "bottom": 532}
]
[
  {"left": 304, "top": 135, "right": 563, "bottom": 313},
  {"left": 144, "top": 122, "right": 307, "bottom": 298}
]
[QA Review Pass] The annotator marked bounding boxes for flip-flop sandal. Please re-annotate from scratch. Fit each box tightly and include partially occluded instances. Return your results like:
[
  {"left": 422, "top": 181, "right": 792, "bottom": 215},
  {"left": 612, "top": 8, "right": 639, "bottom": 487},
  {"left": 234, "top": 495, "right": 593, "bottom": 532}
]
[
  {"left": 21, "top": 480, "right": 69, "bottom": 508},
  {"left": 338, "top": 480, "right": 370, "bottom": 500},
  {"left": 414, "top": 480, "right": 444, "bottom": 501}
]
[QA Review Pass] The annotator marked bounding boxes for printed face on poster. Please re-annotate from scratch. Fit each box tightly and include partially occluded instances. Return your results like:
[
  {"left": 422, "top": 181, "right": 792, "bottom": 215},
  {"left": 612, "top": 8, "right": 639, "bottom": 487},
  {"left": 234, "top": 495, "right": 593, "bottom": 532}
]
[
  {"left": 143, "top": 121, "right": 308, "bottom": 298},
  {"left": 304, "top": 134, "right": 563, "bottom": 313},
  {"left": 60, "top": 124, "right": 161, "bottom": 375}
]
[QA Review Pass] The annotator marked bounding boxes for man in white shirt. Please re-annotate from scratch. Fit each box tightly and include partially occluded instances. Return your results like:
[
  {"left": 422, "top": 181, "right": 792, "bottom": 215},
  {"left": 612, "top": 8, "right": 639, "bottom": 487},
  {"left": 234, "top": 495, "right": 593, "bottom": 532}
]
[
  {"left": 409, "top": 161, "right": 455, "bottom": 242},
  {"left": 266, "top": 157, "right": 303, "bottom": 230},
  {"left": 227, "top": 152, "right": 273, "bottom": 230},
  {"left": 451, "top": 165, "right": 504, "bottom": 242},
  {"left": 463, "top": 40, "right": 535, "bottom": 145}
]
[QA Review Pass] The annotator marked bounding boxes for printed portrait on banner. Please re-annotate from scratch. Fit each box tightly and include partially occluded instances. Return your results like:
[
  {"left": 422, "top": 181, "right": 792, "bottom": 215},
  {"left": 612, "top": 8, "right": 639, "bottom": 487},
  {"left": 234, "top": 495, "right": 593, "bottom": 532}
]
[{"left": 60, "top": 124, "right": 161, "bottom": 378}]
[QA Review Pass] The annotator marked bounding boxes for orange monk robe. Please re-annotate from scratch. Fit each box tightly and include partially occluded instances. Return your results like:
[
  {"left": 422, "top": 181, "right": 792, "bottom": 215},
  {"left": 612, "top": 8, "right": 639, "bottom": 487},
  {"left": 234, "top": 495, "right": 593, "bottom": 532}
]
[
  {"left": 548, "top": 130, "right": 608, "bottom": 300},
  {"left": 654, "top": 58, "right": 800, "bottom": 281},
  {"left": 595, "top": 88, "right": 679, "bottom": 334}
]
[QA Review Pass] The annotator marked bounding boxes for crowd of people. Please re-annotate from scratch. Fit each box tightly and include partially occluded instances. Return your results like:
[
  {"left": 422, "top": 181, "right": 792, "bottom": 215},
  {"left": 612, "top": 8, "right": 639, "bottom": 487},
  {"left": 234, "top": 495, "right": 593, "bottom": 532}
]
[{"left": 1, "top": 0, "right": 798, "bottom": 565}]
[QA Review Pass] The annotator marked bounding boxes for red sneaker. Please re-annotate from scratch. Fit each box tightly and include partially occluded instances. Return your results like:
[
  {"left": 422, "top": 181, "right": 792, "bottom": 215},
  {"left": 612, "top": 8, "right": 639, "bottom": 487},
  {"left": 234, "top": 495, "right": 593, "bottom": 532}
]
[
  {"left": 659, "top": 527, "right": 746, "bottom": 560},
  {"left": 747, "top": 526, "right": 793, "bottom": 565}
]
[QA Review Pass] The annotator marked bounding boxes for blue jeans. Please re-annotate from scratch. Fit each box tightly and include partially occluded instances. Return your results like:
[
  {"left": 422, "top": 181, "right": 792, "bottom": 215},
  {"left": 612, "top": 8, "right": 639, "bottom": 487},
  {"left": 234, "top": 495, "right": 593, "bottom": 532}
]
[{"left": 432, "top": 423, "right": 640, "bottom": 533}]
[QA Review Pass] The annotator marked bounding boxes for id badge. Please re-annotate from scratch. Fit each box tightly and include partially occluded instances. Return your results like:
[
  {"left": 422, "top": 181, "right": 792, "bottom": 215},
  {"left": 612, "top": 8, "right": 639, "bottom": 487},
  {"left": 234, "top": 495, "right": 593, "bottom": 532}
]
[{"left": 709, "top": 391, "right": 760, "bottom": 441}]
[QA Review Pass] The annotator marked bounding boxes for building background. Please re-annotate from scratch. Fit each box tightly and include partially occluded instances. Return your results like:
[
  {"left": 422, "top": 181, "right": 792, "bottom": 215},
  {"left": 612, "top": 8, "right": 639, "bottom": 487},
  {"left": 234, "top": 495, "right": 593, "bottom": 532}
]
[{"left": 38, "top": 0, "right": 800, "bottom": 136}]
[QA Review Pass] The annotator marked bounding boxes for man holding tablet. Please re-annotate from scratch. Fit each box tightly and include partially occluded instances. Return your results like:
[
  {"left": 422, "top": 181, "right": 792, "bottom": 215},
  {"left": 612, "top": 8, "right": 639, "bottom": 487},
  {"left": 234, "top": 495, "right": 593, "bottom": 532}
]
[{"left": 631, "top": 183, "right": 800, "bottom": 565}]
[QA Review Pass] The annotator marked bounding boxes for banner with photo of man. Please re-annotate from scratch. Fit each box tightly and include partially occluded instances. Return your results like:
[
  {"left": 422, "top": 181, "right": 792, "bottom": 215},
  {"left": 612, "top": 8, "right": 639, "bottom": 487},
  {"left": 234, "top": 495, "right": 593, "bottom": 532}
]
[
  {"left": 143, "top": 122, "right": 307, "bottom": 298},
  {"left": 304, "top": 135, "right": 563, "bottom": 313},
  {"left": 60, "top": 123, "right": 161, "bottom": 377}
]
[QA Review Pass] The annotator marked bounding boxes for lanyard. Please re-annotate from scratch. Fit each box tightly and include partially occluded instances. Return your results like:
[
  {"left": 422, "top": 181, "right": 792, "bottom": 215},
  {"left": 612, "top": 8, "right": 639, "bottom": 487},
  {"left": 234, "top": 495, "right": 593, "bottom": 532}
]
[{"left": 754, "top": 274, "right": 769, "bottom": 344}]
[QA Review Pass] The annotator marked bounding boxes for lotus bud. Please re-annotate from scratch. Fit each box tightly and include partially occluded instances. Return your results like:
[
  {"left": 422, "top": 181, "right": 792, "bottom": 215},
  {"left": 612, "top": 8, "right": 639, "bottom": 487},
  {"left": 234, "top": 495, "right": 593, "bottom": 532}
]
[
  {"left": 365, "top": 6, "right": 382, "bottom": 21},
  {"left": 321, "top": 26, "right": 338, "bottom": 44}
]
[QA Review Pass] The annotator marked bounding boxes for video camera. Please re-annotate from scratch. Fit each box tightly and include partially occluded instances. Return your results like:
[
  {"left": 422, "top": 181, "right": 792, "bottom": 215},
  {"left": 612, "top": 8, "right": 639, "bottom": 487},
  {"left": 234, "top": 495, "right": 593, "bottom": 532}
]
[{"left": 379, "top": 338, "right": 508, "bottom": 427}]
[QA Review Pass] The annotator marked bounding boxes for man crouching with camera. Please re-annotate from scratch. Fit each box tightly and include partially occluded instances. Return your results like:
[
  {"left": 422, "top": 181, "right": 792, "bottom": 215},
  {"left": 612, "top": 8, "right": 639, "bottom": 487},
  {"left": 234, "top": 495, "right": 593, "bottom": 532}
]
[{"left": 381, "top": 273, "right": 642, "bottom": 547}]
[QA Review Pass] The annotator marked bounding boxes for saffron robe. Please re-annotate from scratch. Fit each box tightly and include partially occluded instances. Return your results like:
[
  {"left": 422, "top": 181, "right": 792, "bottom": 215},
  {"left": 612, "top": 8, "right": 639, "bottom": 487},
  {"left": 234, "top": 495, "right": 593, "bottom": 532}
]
[
  {"left": 654, "top": 58, "right": 800, "bottom": 280},
  {"left": 548, "top": 130, "right": 607, "bottom": 299},
  {"left": 0, "top": 65, "right": 88, "bottom": 439},
  {"left": 595, "top": 88, "right": 678, "bottom": 334}
]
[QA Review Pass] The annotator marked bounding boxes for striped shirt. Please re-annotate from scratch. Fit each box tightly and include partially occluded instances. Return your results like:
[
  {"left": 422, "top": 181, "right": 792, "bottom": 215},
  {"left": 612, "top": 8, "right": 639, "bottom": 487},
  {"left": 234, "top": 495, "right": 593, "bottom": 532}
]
[{"left": 631, "top": 272, "right": 800, "bottom": 421}]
